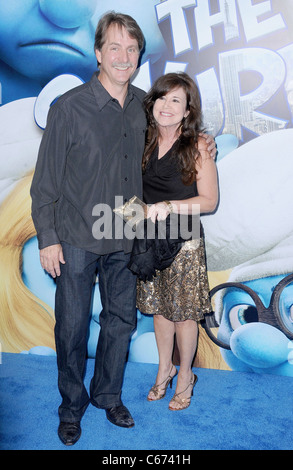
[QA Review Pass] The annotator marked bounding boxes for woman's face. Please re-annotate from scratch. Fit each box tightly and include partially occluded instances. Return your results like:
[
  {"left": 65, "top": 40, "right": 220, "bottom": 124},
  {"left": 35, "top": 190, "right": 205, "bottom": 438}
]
[{"left": 153, "top": 86, "right": 189, "bottom": 131}]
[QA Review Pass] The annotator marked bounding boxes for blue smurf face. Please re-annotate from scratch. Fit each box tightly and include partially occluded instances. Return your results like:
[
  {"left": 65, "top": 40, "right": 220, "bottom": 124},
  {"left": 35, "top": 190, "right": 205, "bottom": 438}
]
[
  {"left": 0, "top": 0, "right": 98, "bottom": 82},
  {"left": 0, "top": 0, "right": 165, "bottom": 84},
  {"left": 204, "top": 275, "right": 293, "bottom": 376}
]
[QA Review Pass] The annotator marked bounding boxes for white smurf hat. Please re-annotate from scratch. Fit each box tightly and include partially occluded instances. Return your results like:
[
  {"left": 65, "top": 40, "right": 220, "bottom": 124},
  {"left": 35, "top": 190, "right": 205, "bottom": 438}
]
[
  {"left": 228, "top": 233, "right": 293, "bottom": 282},
  {"left": 0, "top": 98, "right": 43, "bottom": 203},
  {"left": 202, "top": 129, "right": 293, "bottom": 279}
]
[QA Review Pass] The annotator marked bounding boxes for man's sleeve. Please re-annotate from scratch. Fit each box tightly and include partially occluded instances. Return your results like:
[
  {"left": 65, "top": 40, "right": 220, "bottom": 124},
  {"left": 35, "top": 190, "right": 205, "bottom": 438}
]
[{"left": 30, "top": 104, "right": 69, "bottom": 250}]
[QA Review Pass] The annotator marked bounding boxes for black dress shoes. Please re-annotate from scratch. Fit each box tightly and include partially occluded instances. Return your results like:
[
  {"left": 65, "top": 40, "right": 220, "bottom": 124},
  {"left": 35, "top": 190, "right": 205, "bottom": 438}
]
[
  {"left": 58, "top": 421, "right": 81, "bottom": 446},
  {"left": 105, "top": 405, "right": 135, "bottom": 428},
  {"left": 57, "top": 405, "right": 133, "bottom": 444}
]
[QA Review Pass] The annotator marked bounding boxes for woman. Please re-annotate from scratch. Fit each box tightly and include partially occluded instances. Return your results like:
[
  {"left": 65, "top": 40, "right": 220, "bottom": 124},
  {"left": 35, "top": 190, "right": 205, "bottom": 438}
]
[{"left": 137, "top": 72, "right": 219, "bottom": 411}]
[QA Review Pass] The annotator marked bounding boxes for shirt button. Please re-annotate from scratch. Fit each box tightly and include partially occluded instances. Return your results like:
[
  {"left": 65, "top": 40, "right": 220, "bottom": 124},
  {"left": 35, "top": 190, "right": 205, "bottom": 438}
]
[
  {"left": 124, "top": 133, "right": 127, "bottom": 137},
  {"left": 124, "top": 154, "right": 128, "bottom": 159},
  {"left": 124, "top": 177, "right": 128, "bottom": 181}
]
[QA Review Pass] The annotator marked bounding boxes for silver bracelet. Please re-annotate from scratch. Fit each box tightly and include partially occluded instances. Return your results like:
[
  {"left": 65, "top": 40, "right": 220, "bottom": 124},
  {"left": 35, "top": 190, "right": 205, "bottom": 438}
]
[{"left": 163, "top": 200, "right": 174, "bottom": 214}]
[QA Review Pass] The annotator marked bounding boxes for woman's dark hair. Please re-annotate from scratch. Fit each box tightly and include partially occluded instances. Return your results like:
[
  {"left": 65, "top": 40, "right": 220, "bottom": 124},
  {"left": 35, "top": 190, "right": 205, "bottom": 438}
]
[
  {"left": 142, "top": 72, "right": 204, "bottom": 185},
  {"left": 94, "top": 11, "right": 145, "bottom": 55}
]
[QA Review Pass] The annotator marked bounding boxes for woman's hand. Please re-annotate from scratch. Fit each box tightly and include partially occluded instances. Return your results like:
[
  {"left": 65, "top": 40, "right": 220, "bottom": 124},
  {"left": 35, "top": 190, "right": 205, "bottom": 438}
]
[{"left": 147, "top": 201, "right": 173, "bottom": 223}]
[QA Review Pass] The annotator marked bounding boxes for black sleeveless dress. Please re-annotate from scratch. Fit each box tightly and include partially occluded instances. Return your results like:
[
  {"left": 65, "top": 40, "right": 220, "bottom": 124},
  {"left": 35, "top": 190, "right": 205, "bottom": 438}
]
[{"left": 136, "top": 144, "right": 212, "bottom": 322}]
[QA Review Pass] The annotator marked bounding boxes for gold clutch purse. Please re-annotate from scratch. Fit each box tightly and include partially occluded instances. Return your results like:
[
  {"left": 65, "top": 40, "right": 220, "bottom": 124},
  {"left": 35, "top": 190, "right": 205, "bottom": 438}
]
[{"left": 113, "top": 196, "right": 148, "bottom": 227}]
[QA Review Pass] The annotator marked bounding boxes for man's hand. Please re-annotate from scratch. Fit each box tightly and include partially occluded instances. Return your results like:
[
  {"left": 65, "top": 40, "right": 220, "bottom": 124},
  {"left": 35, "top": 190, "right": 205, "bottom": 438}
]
[
  {"left": 199, "top": 133, "right": 217, "bottom": 160},
  {"left": 40, "top": 244, "right": 65, "bottom": 278}
]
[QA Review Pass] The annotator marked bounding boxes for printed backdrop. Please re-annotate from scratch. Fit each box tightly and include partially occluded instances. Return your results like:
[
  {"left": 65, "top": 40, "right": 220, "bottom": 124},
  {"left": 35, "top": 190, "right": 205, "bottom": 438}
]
[{"left": 1, "top": 0, "right": 293, "bottom": 376}]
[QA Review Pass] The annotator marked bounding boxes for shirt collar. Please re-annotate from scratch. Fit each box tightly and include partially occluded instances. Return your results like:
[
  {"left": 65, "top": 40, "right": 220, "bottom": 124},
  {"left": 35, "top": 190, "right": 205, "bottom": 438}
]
[{"left": 90, "top": 72, "right": 136, "bottom": 110}]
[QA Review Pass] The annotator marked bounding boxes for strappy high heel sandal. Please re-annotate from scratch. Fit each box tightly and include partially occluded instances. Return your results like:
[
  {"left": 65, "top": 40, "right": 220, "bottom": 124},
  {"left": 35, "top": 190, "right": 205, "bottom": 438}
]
[
  {"left": 168, "top": 373, "right": 198, "bottom": 411},
  {"left": 147, "top": 365, "right": 178, "bottom": 401}
]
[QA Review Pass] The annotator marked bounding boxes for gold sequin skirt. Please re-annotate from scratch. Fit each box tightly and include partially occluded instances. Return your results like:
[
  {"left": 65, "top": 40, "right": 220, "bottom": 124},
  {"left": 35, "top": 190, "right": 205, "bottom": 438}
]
[{"left": 136, "top": 238, "right": 212, "bottom": 322}]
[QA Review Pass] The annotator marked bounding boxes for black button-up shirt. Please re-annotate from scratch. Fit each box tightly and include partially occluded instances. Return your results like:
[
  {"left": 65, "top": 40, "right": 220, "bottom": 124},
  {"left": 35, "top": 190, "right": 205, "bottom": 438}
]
[{"left": 31, "top": 73, "right": 146, "bottom": 254}]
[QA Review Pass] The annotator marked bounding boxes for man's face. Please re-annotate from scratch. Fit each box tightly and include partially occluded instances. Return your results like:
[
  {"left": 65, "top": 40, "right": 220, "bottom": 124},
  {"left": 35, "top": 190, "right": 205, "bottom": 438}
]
[{"left": 95, "top": 23, "right": 140, "bottom": 90}]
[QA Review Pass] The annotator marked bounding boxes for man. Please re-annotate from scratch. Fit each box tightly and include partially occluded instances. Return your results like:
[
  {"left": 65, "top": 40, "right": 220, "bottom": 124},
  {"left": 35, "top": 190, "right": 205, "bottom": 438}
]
[{"left": 31, "top": 11, "right": 216, "bottom": 446}]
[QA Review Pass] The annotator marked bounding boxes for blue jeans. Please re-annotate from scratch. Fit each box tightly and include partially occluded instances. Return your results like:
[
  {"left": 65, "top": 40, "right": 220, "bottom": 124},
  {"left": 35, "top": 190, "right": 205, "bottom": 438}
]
[{"left": 55, "top": 242, "right": 137, "bottom": 422}]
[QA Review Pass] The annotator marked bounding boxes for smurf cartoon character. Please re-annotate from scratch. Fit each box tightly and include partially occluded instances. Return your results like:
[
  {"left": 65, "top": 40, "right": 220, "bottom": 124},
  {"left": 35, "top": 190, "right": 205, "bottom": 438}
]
[
  {"left": 202, "top": 129, "right": 293, "bottom": 377},
  {"left": 0, "top": 0, "right": 165, "bottom": 104}
]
